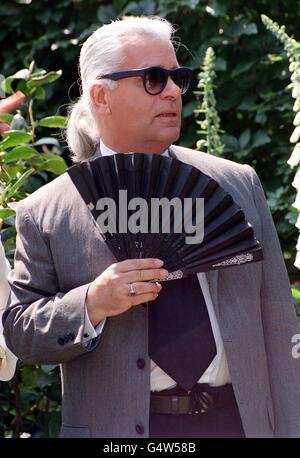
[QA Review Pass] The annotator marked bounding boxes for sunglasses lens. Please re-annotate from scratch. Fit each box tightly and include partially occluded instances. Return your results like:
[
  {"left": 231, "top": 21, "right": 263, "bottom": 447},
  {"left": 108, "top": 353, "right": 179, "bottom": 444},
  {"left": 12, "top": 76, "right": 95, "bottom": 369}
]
[
  {"left": 143, "top": 67, "right": 192, "bottom": 95},
  {"left": 172, "top": 68, "right": 192, "bottom": 94},
  {"left": 144, "top": 68, "right": 167, "bottom": 95}
]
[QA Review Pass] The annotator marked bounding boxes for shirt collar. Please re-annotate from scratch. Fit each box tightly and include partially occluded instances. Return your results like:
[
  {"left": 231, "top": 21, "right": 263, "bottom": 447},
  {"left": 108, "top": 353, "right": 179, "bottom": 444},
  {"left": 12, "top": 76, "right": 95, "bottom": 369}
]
[{"left": 91, "top": 140, "right": 169, "bottom": 159}]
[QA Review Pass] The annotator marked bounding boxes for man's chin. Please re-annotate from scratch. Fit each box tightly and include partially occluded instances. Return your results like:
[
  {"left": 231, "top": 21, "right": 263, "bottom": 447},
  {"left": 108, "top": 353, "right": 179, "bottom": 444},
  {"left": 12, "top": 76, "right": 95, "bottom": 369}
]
[
  {"left": 166, "top": 128, "right": 181, "bottom": 145},
  {"left": 140, "top": 127, "right": 181, "bottom": 153},
  {"left": 159, "top": 125, "right": 181, "bottom": 142}
]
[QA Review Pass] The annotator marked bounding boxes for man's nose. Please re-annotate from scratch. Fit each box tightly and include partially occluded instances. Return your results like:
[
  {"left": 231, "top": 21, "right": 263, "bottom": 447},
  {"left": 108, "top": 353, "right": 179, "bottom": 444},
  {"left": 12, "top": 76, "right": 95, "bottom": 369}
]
[{"left": 160, "top": 76, "right": 181, "bottom": 99}]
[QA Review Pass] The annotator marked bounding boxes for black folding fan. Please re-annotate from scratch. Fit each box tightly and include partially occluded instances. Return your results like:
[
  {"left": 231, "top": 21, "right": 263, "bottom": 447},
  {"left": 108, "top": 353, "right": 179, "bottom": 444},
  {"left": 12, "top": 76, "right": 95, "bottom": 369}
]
[{"left": 67, "top": 153, "right": 263, "bottom": 280}]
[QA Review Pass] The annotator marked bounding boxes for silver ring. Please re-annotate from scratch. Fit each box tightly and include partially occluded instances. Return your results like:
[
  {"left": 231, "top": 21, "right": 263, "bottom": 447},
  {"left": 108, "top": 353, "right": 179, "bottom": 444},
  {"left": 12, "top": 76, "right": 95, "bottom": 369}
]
[{"left": 129, "top": 283, "right": 136, "bottom": 297}]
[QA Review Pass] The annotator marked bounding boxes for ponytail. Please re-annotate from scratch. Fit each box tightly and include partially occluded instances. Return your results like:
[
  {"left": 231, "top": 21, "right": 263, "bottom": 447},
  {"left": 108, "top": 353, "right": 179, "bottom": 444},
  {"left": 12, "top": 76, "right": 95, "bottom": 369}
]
[{"left": 66, "top": 97, "right": 99, "bottom": 162}]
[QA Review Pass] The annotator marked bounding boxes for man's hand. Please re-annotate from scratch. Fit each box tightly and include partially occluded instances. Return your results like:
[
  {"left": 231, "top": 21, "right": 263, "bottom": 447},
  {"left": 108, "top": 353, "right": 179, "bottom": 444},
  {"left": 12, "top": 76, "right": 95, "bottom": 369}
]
[
  {"left": 86, "top": 258, "right": 168, "bottom": 326},
  {"left": 0, "top": 91, "right": 26, "bottom": 135}
]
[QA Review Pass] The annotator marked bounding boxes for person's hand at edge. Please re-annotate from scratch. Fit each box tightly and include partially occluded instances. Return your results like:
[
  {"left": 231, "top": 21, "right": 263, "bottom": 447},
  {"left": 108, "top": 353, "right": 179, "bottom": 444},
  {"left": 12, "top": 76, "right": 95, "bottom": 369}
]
[{"left": 0, "top": 91, "right": 26, "bottom": 135}]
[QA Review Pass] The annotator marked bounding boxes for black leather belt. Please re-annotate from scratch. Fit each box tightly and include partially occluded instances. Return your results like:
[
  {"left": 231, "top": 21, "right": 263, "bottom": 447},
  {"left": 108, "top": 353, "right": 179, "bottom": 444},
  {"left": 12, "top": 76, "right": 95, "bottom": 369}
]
[{"left": 150, "top": 383, "right": 235, "bottom": 415}]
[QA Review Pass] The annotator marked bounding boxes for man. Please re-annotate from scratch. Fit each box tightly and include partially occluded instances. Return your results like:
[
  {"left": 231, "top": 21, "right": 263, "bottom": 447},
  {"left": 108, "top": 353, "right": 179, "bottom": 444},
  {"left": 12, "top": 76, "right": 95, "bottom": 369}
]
[{"left": 3, "top": 16, "right": 300, "bottom": 438}]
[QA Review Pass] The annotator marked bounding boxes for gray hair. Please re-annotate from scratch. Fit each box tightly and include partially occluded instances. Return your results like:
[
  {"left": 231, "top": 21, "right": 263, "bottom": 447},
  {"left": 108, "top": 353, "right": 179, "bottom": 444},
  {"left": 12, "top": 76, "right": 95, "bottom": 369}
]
[{"left": 66, "top": 16, "right": 176, "bottom": 162}]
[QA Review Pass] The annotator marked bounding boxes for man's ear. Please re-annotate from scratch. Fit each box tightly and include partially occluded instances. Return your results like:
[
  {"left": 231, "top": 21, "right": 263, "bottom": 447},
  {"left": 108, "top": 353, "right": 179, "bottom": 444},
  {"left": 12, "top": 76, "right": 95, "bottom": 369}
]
[{"left": 89, "top": 84, "right": 111, "bottom": 115}]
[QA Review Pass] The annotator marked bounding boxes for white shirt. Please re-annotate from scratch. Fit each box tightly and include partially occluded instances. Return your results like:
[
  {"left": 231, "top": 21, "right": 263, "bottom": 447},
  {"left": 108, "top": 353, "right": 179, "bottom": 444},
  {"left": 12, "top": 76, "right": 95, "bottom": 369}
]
[
  {"left": 84, "top": 140, "right": 231, "bottom": 389},
  {"left": 0, "top": 237, "right": 18, "bottom": 381}
]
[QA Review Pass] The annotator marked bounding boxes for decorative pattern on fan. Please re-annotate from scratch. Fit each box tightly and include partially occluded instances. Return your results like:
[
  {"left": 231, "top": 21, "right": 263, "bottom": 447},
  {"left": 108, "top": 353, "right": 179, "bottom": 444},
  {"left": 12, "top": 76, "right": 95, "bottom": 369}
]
[{"left": 68, "top": 153, "right": 263, "bottom": 279}]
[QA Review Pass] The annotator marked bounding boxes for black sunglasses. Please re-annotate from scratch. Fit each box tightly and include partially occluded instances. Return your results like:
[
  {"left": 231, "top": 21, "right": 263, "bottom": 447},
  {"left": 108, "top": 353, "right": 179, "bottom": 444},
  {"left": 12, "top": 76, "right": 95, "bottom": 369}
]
[{"left": 100, "top": 66, "right": 192, "bottom": 95}]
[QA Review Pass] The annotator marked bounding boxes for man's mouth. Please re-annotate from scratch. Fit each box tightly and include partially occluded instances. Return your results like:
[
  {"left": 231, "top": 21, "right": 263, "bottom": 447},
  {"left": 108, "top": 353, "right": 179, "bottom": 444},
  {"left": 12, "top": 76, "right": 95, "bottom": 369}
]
[{"left": 157, "top": 113, "right": 177, "bottom": 118}]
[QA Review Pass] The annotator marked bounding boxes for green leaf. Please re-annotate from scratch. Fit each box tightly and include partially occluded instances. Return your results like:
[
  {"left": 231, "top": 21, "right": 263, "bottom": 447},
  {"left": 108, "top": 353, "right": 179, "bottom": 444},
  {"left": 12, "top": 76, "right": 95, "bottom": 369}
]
[
  {"left": 41, "top": 364, "right": 59, "bottom": 374},
  {"left": 138, "top": 0, "right": 155, "bottom": 15},
  {"left": 255, "top": 112, "right": 267, "bottom": 125},
  {"left": 239, "top": 129, "right": 251, "bottom": 149},
  {"left": 1, "top": 163, "right": 24, "bottom": 180},
  {"left": 48, "top": 411, "right": 61, "bottom": 438},
  {"left": 1, "top": 69, "right": 30, "bottom": 95},
  {"left": 4, "top": 169, "right": 34, "bottom": 201},
  {"left": 97, "top": 4, "right": 117, "bottom": 22},
  {"left": 27, "top": 70, "right": 62, "bottom": 89},
  {"left": 0, "top": 208, "right": 15, "bottom": 220},
  {"left": 38, "top": 116, "right": 67, "bottom": 128},
  {"left": 220, "top": 134, "right": 239, "bottom": 151},
  {"left": 2, "top": 146, "right": 39, "bottom": 163},
  {"left": 16, "top": 78, "right": 30, "bottom": 97},
  {"left": 21, "top": 365, "right": 41, "bottom": 387},
  {"left": 215, "top": 57, "right": 227, "bottom": 71},
  {"left": 29, "top": 60, "right": 35, "bottom": 74},
  {"left": 0, "top": 131, "right": 32, "bottom": 149},
  {"left": 252, "top": 131, "right": 271, "bottom": 148},
  {"left": 242, "top": 23, "right": 258, "bottom": 35},
  {"left": 217, "top": 86, "right": 241, "bottom": 111},
  {"left": 0, "top": 114, "right": 13, "bottom": 123},
  {"left": 292, "top": 288, "right": 300, "bottom": 303},
  {"left": 41, "top": 156, "right": 67, "bottom": 175},
  {"left": 267, "top": 54, "right": 284, "bottom": 63},
  {"left": 231, "top": 20, "right": 258, "bottom": 37},
  {"left": 121, "top": 1, "right": 141, "bottom": 16},
  {"left": 35, "top": 87, "right": 46, "bottom": 100},
  {"left": 11, "top": 69, "right": 30, "bottom": 80},
  {"left": 238, "top": 97, "right": 257, "bottom": 111},
  {"left": 232, "top": 61, "right": 255, "bottom": 78},
  {"left": 205, "top": 0, "right": 227, "bottom": 17}
]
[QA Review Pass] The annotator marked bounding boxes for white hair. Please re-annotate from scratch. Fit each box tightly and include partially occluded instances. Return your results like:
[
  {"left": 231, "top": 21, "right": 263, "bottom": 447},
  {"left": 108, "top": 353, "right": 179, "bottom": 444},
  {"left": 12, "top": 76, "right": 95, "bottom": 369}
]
[{"left": 66, "top": 16, "right": 176, "bottom": 162}]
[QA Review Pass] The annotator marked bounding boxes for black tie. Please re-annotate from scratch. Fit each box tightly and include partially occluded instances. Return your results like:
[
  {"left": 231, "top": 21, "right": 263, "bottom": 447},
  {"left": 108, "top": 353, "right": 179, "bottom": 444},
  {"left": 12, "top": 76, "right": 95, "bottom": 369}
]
[{"left": 148, "top": 274, "right": 217, "bottom": 391}]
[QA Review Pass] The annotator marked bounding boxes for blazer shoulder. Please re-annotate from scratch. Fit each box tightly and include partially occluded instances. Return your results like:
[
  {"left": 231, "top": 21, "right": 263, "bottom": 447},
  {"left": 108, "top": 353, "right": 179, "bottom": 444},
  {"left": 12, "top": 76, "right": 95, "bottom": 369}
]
[
  {"left": 15, "top": 171, "right": 82, "bottom": 230},
  {"left": 17, "top": 172, "right": 76, "bottom": 212},
  {"left": 170, "top": 144, "right": 255, "bottom": 187},
  {"left": 171, "top": 144, "right": 251, "bottom": 172}
]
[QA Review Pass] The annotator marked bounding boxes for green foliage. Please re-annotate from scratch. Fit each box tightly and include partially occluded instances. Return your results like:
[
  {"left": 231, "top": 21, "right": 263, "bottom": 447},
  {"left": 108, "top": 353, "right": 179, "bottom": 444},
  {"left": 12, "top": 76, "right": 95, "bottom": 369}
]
[
  {"left": 194, "top": 47, "right": 224, "bottom": 155},
  {"left": 292, "top": 287, "right": 300, "bottom": 322},
  {"left": 0, "top": 364, "right": 61, "bottom": 438},
  {"left": 261, "top": 14, "right": 300, "bottom": 270},
  {"left": 0, "top": 61, "right": 67, "bottom": 264}
]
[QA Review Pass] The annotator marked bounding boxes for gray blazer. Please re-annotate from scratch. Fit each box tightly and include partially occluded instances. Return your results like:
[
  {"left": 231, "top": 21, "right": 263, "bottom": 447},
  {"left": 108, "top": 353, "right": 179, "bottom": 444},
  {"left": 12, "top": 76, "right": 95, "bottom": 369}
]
[{"left": 3, "top": 145, "right": 300, "bottom": 437}]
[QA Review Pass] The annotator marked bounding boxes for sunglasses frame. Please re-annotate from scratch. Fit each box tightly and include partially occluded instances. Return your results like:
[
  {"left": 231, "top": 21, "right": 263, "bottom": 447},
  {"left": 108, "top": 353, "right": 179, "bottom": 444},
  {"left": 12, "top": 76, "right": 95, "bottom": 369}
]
[{"left": 100, "top": 66, "right": 192, "bottom": 95}]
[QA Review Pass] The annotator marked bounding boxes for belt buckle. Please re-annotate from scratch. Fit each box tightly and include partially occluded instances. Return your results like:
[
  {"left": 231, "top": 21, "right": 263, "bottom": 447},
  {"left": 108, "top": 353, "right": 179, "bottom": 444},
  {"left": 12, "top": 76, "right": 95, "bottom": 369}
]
[{"left": 192, "top": 386, "right": 215, "bottom": 414}]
